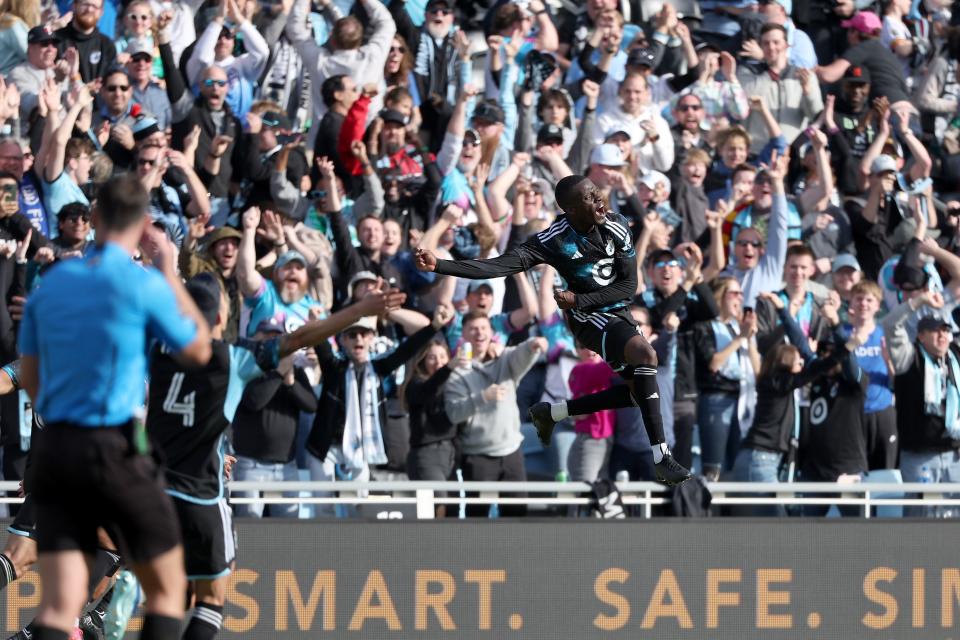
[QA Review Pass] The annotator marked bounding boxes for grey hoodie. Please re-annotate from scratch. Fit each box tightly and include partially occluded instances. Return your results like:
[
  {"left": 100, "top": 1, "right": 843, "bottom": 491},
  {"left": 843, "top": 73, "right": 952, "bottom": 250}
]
[{"left": 444, "top": 338, "right": 540, "bottom": 456}]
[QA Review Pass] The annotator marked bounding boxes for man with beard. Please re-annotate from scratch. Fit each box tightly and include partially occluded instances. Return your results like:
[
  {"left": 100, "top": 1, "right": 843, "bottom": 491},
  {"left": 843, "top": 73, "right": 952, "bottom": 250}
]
[
  {"left": 371, "top": 109, "right": 423, "bottom": 179},
  {"left": 824, "top": 66, "right": 879, "bottom": 196},
  {"left": 55, "top": 0, "right": 117, "bottom": 82},
  {"left": 238, "top": 206, "right": 319, "bottom": 337},
  {"left": 8, "top": 27, "right": 61, "bottom": 129}
]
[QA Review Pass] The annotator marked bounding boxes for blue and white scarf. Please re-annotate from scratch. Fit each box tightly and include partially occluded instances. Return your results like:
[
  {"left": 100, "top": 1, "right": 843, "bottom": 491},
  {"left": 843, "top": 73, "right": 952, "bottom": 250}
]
[
  {"left": 921, "top": 346, "right": 960, "bottom": 439},
  {"left": 342, "top": 360, "right": 387, "bottom": 468},
  {"left": 711, "top": 319, "right": 757, "bottom": 435}
]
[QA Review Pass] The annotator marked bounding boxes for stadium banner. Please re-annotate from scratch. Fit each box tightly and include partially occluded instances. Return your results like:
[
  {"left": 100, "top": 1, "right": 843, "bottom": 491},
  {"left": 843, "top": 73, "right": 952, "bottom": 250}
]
[{"left": 2, "top": 519, "right": 960, "bottom": 638}]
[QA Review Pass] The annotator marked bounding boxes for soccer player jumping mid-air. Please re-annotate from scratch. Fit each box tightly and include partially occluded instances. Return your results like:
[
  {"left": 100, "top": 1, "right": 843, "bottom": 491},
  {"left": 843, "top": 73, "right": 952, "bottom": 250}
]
[{"left": 415, "top": 174, "right": 692, "bottom": 485}]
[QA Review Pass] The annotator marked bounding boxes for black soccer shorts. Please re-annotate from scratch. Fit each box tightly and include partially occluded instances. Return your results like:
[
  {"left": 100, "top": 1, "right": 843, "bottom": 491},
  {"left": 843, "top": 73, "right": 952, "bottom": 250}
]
[
  {"left": 31, "top": 423, "right": 181, "bottom": 563},
  {"left": 565, "top": 307, "right": 644, "bottom": 374},
  {"left": 173, "top": 496, "right": 236, "bottom": 580}
]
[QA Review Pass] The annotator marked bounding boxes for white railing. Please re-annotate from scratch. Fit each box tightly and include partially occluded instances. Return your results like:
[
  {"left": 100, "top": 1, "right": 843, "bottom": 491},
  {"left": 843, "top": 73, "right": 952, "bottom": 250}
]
[
  {"left": 224, "top": 481, "right": 960, "bottom": 519},
  {"left": 0, "top": 481, "right": 954, "bottom": 519}
]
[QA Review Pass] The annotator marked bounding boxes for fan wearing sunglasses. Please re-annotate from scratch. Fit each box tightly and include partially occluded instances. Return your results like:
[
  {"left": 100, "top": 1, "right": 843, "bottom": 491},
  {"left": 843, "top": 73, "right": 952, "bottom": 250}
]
[
  {"left": 719, "top": 151, "right": 793, "bottom": 309},
  {"left": 184, "top": 0, "right": 270, "bottom": 119}
]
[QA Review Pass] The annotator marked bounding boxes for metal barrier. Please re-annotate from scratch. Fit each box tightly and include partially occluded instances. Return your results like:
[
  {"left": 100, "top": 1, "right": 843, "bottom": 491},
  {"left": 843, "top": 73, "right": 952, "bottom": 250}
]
[
  {"left": 222, "top": 480, "right": 960, "bottom": 519},
  {"left": 0, "top": 480, "right": 954, "bottom": 518}
]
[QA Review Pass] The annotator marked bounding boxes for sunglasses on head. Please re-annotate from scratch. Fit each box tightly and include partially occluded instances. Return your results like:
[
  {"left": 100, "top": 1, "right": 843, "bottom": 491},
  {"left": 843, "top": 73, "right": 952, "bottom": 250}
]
[
  {"left": 736, "top": 239, "right": 762, "bottom": 248},
  {"left": 203, "top": 78, "right": 228, "bottom": 87},
  {"left": 654, "top": 259, "right": 680, "bottom": 269}
]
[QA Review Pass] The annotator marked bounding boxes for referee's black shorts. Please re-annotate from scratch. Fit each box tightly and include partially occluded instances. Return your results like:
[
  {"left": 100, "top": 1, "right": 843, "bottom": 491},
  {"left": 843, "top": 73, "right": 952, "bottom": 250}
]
[
  {"left": 31, "top": 422, "right": 181, "bottom": 563},
  {"left": 173, "top": 496, "right": 235, "bottom": 580},
  {"left": 565, "top": 307, "right": 643, "bottom": 374}
]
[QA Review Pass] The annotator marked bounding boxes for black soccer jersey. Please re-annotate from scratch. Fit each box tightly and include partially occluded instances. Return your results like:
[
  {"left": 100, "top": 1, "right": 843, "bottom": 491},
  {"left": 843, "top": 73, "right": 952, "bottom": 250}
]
[
  {"left": 147, "top": 338, "right": 279, "bottom": 504},
  {"left": 433, "top": 212, "right": 638, "bottom": 313},
  {"left": 802, "top": 371, "right": 870, "bottom": 481}
]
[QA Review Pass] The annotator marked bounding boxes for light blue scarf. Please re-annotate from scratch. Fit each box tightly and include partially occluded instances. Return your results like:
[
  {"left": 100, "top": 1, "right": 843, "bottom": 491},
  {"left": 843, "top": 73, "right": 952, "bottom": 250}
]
[
  {"left": 710, "top": 319, "right": 757, "bottom": 434},
  {"left": 921, "top": 346, "right": 960, "bottom": 439}
]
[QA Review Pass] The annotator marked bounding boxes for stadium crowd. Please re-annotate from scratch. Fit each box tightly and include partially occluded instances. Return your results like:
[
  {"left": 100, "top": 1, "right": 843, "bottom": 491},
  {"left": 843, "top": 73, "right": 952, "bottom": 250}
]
[{"left": 0, "top": 0, "right": 956, "bottom": 520}]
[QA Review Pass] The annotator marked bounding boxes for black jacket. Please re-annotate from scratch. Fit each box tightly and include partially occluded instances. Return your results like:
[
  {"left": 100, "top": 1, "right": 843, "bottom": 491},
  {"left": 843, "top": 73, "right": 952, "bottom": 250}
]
[
  {"left": 894, "top": 344, "right": 960, "bottom": 454},
  {"left": 161, "top": 41, "right": 242, "bottom": 198},
  {"left": 406, "top": 365, "right": 455, "bottom": 447},
  {"left": 755, "top": 291, "right": 831, "bottom": 357},
  {"left": 329, "top": 208, "right": 405, "bottom": 305},
  {"left": 307, "top": 325, "right": 438, "bottom": 460},
  {"left": 55, "top": 23, "right": 116, "bottom": 82},
  {"left": 638, "top": 283, "right": 719, "bottom": 400},
  {"left": 232, "top": 367, "right": 317, "bottom": 463}
]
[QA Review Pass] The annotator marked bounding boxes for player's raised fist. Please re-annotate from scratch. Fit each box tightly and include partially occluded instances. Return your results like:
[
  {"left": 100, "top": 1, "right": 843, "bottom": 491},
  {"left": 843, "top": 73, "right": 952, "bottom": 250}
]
[
  {"left": 554, "top": 289, "right": 576, "bottom": 310},
  {"left": 415, "top": 248, "right": 438, "bottom": 272}
]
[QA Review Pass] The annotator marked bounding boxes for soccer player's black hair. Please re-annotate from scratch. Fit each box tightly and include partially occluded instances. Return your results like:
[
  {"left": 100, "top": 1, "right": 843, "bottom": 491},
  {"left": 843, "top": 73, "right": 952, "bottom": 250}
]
[{"left": 555, "top": 175, "right": 589, "bottom": 214}]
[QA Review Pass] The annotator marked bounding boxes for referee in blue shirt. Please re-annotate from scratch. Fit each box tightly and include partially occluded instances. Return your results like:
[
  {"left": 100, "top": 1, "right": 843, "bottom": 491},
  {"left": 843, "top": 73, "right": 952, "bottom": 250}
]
[{"left": 17, "top": 173, "right": 211, "bottom": 640}]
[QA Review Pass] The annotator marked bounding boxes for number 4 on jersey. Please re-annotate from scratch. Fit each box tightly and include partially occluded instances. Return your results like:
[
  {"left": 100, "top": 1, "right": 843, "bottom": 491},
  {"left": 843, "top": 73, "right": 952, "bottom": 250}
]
[{"left": 163, "top": 372, "right": 196, "bottom": 427}]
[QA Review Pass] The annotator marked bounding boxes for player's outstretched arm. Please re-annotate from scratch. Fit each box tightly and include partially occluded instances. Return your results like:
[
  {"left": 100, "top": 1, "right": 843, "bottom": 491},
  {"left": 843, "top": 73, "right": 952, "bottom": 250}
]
[
  {"left": 414, "top": 247, "right": 536, "bottom": 279},
  {"left": 278, "top": 284, "right": 406, "bottom": 355}
]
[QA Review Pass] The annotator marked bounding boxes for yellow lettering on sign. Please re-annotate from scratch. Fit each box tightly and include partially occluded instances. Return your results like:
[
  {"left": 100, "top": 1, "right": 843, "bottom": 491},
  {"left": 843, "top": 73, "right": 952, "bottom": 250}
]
[
  {"left": 706, "top": 569, "right": 741, "bottom": 629},
  {"left": 348, "top": 570, "right": 402, "bottom": 631},
  {"left": 275, "top": 570, "right": 335, "bottom": 631},
  {"left": 592, "top": 568, "right": 630, "bottom": 631},
  {"left": 640, "top": 569, "right": 693, "bottom": 629},
  {"left": 757, "top": 569, "right": 792, "bottom": 629},
  {"left": 415, "top": 570, "right": 456, "bottom": 631},
  {"left": 862, "top": 567, "right": 897, "bottom": 629},
  {"left": 941, "top": 568, "right": 960, "bottom": 628},
  {"left": 224, "top": 569, "right": 260, "bottom": 633},
  {"left": 912, "top": 568, "right": 925, "bottom": 628},
  {"left": 6, "top": 570, "right": 40, "bottom": 631},
  {"left": 464, "top": 570, "right": 506, "bottom": 630}
]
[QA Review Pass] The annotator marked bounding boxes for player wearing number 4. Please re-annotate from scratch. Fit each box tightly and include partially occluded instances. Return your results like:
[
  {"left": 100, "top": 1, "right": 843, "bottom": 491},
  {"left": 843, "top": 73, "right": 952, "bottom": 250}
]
[
  {"left": 416, "top": 174, "right": 692, "bottom": 485},
  {"left": 146, "top": 272, "right": 405, "bottom": 640}
]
